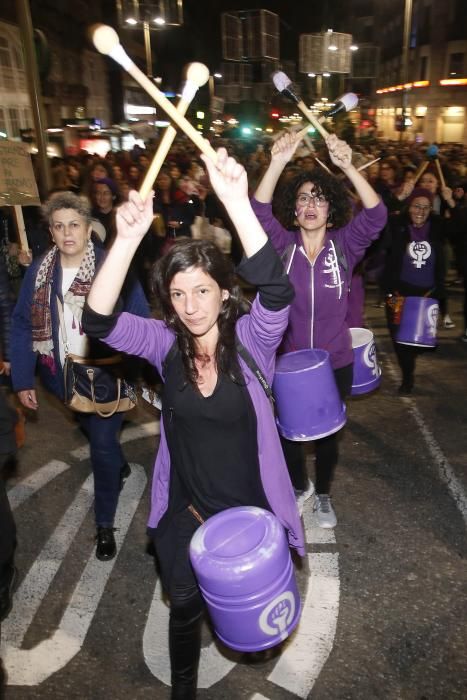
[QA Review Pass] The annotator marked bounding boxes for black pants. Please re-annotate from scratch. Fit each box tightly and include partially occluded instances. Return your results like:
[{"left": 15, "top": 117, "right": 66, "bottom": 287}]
[
  {"left": 153, "top": 509, "right": 204, "bottom": 700},
  {"left": 281, "top": 364, "right": 353, "bottom": 495}
]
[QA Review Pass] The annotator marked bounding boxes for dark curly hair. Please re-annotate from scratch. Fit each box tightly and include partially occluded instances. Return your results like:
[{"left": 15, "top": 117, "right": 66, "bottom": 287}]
[
  {"left": 152, "top": 239, "right": 249, "bottom": 386},
  {"left": 274, "top": 169, "right": 352, "bottom": 230}
]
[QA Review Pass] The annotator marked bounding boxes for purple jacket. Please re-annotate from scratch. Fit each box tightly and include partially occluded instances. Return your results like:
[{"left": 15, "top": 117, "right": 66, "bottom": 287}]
[
  {"left": 103, "top": 298, "right": 305, "bottom": 556},
  {"left": 251, "top": 199, "right": 387, "bottom": 368}
]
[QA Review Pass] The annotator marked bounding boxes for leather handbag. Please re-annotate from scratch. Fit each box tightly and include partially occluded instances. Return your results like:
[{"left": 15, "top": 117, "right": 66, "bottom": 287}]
[{"left": 57, "top": 298, "right": 136, "bottom": 417}]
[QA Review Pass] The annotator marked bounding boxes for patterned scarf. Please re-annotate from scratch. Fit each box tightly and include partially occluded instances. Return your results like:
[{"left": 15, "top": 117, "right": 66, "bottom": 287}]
[{"left": 31, "top": 240, "right": 95, "bottom": 356}]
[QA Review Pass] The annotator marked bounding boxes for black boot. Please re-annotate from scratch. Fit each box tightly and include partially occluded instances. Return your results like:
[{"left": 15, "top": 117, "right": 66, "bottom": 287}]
[
  {"left": 95, "top": 527, "right": 116, "bottom": 561},
  {"left": 169, "top": 606, "right": 202, "bottom": 700}
]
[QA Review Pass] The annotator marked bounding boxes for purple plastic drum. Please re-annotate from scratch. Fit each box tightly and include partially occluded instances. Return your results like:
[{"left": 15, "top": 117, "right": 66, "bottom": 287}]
[
  {"left": 396, "top": 296, "right": 439, "bottom": 347},
  {"left": 189, "top": 506, "right": 301, "bottom": 652},
  {"left": 350, "top": 327, "right": 381, "bottom": 396},
  {"left": 272, "top": 349, "right": 346, "bottom": 441}
]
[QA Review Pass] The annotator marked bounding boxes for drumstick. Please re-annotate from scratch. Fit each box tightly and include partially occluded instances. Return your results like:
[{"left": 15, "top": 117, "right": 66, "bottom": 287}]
[
  {"left": 357, "top": 157, "right": 381, "bottom": 172},
  {"left": 139, "top": 62, "right": 210, "bottom": 200},
  {"left": 412, "top": 160, "right": 429, "bottom": 185},
  {"left": 313, "top": 156, "right": 332, "bottom": 174},
  {"left": 434, "top": 158, "right": 446, "bottom": 189},
  {"left": 272, "top": 72, "right": 329, "bottom": 139},
  {"left": 91, "top": 24, "right": 218, "bottom": 163}
]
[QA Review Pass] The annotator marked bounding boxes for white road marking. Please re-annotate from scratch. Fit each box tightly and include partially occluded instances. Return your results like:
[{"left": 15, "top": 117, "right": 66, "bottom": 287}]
[
  {"left": 386, "top": 355, "right": 467, "bottom": 527},
  {"left": 3, "top": 473, "right": 95, "bottom": 647},
  {"left": 8, "top": 460, "right": 70, "bottom": 510},
  {"left": 267, "top": 553, "right": 340, "bottom": 698},
  {"left": 143, "top": 579, "right": 237, "bottom": 688},
  {"left": 1, "top": 464, "right": 147, "bottom": 686}
]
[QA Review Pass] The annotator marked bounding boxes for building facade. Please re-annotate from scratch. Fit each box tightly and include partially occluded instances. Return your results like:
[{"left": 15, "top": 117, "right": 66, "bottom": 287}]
[{"left": 347, "top": 0, "right": 467, "bottom": 143}]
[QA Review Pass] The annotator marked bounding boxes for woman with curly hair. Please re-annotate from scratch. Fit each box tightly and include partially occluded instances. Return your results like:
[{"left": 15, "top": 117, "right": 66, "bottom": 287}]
[{"left": 252, "top": 132, "right": 387, "bottom": 528}]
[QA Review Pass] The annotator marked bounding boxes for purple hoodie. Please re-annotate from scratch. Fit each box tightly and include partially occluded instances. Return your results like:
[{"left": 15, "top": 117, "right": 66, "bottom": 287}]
[
  {"left": 251, "top": 199, "right": 387, "bottom": 368},
  {"left": 102, "top": 297, "right": 305, "bottom": 556}
]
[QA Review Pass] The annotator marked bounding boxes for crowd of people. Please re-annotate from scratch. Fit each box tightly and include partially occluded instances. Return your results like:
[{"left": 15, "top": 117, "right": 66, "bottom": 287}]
[{"left": 0, "top": 126, "right": 466, "bottom": 698}]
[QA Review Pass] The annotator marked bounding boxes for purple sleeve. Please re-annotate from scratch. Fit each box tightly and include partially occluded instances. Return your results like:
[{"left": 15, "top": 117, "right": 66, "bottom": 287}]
[
  {"left": 250, "top": 197, "right": 296, "bottom": 254},
  {"left": 103, "top": 312, "right": 175, "bottom": 374},
  {"left": 335, "top": 200, "right": 388, "bottom": 269}
]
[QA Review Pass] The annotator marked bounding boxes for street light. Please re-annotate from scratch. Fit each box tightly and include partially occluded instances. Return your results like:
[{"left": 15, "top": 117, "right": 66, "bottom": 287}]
[{"left": 116, "top": 1, "right": 184, "bottom": 78}]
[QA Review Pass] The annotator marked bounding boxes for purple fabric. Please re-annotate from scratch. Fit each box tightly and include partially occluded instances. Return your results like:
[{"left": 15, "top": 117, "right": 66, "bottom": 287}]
[
  {"left": 251, "top": 199, "right": 387, "bottom": 368},
  {"left": 400, "top": 223, "right": 436, "bottom": 288},
  {"left": 103, "top": 299, "right": 305, "bottom": 556}
]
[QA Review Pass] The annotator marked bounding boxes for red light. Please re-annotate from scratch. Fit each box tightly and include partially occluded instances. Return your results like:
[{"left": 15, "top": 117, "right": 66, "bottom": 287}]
[{"left": 271, "top": 111, "right": 280, "bottom": 119}]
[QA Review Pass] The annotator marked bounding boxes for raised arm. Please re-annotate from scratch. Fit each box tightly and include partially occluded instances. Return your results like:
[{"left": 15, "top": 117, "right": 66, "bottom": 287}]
[
  {"left": 326, "top": 134, "right": 380, "bottom": 210},
  {"left": 201, "top": 147, "right": 267, "bottom": 258},
  {"left": 86, "top": 191, "right": 154, "bottom": 315},
  {"left": 254, "top": 131, "right": 302, "bottom": 204}
]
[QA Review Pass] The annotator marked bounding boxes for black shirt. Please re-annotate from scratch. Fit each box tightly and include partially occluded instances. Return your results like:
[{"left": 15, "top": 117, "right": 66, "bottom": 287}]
[{"left": 159, "top": 350, "right": 270, "bottom": 529}]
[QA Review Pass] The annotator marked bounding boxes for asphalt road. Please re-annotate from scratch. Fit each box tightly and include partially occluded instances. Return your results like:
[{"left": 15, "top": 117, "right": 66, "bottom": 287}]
[{"left": 1, "top": 284, "right": 466, "bottom": 700}]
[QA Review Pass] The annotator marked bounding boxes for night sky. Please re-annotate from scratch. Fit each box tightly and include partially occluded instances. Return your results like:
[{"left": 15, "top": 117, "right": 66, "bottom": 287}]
[{"left": 132, "top": 1, "right": 347, "bottom": 89}]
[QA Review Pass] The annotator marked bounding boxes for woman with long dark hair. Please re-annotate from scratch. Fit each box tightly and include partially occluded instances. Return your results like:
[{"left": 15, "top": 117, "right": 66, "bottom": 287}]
[
  {"left": 252, "top": 131, "right": 387, "bottom": 528},
  {"left": 82, "top": 148, "right": 304, "bottom": 699}
]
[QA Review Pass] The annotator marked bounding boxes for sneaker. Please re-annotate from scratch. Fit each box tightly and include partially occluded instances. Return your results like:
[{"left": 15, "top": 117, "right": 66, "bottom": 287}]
[
  {"left": 313, "top": 494, "right": 337, "bottom": 529},
  {"left": 443, "top": 315, "right": 455, "bottom": 329},
  {"left": 294, "top": 479, "right": 315, "bottom": 515}
]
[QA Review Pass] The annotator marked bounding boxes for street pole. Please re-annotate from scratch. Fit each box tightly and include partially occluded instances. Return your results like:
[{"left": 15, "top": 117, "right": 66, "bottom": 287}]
[
  {"left": 143, "top": 20, "right": 153, "bottom": 78},
  {"left": 400, "top": 0, "right": 413, "bottom": 141},
  {"left": 16, "top": 0, "right": 51, "bottom": 197}
]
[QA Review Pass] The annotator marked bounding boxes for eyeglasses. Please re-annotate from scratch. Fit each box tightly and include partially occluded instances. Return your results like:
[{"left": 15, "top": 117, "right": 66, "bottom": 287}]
[
  {"left": 411, "top": 204, "right": 431, "bottom": 212},
  {"left": 296, "top": 192, "right": 327, "bottom": 208}
]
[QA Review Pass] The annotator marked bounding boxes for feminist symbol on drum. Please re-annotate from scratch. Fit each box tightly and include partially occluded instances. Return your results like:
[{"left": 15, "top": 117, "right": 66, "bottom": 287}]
[
  {"left": 409, "top": 241, "right": 431, "bottom": 269},
  {"left": 258, "top": 591, "right": 296, "bottom": 636},
  {"left": 363, "top": 341, "right": 380, "bottom": 378}
]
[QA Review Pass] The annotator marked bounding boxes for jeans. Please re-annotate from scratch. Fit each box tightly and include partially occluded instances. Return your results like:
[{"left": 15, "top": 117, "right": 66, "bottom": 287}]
[{"left": 77, "top": 412, "right": 126, "bottom": 527}]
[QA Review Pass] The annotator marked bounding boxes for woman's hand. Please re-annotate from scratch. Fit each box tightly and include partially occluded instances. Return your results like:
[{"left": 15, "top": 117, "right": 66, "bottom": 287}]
[
  {"left": 18, "top": 388, "right": 38, "bottom": 410},
  {"left": 0, "top": 361, "right": 10, "bottom": 376},
  {"left": 201, "top": 148, "right": 248, "bottom": 204},
  {"left": 18, "top": 249, "right": 33, "bottom": 266},
  {"left": 326, "top": 134, "right": 352, "bottom": 171},
  {"left": 115, "top": 190, "right": 154, "bottom": 242},
  {"left": 441, "top": 185, "right": 455, "bottom": 208},
  {"left": 270, "top": 131, "right": 301, "bottom": 165}
]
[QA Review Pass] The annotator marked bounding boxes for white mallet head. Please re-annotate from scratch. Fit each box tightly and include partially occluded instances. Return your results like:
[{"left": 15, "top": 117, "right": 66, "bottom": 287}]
[
  {"left": 185, "top": 62, "right": 210, "bottom": 88},
  {"left": 272, "top": 71, "right": 301, "bottom": 104},
  {"left": 90, "top": 24, "right": 133, "bottom": 70},
  {"left": 325, "top": 92, "right": 359, "bottom": 117}
]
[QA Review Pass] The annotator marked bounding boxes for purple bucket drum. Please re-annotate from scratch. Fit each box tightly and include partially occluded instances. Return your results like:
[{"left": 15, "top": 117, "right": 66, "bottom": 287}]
[
  {"left": 396, "top": 296, "right": 439, "bottom": 347},
  {"left": 272, "top": 349, "right": 346, "bottom": 441},
  {"left": 189, "top": 506, "right": 301, "bottom": 652},
  {"left": 350, "top": 328, "right": 381, "bottom": 396}
]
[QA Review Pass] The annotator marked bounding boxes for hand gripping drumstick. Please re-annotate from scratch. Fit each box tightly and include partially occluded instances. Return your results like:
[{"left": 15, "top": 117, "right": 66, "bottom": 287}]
[
  {"left": 91, "top": 25, "right": 217, "bottom": 164},
  {"left": 139, "top": 62, "right": 210, "bottom": 200}
]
